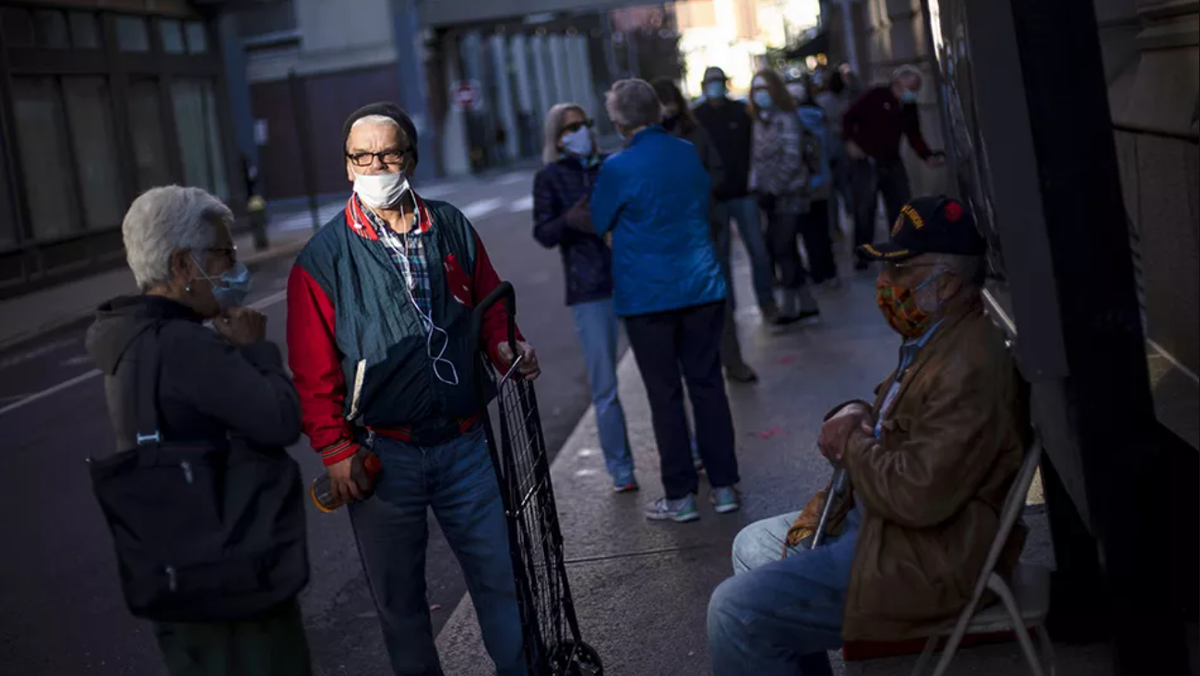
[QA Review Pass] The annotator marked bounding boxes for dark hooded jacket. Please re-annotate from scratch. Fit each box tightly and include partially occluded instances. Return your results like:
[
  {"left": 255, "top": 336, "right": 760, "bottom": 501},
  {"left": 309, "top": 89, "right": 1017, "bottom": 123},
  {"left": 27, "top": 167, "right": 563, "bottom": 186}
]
[{"left": 86, "top": 295, "right": 301, "bottom": 451}]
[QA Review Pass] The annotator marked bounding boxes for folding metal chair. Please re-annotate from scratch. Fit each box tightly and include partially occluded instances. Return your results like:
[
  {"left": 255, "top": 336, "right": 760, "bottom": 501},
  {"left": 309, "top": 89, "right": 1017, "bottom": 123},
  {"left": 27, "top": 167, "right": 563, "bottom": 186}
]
[{"left": 909, "top": 442, "right": 1055, "bottom": 676}]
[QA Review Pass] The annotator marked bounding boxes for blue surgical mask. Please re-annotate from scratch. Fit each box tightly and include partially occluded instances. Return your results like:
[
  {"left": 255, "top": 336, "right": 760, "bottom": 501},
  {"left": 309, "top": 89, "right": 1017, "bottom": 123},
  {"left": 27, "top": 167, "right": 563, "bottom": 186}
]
[
  {"left": 704, "top": 82, "right": 727, "bottom": 100},
  {"left": 560, "top": 127, "right": 594, "bottom": 157},
  {"left": 752, "top": 90, "right": 774, "bottom": 111},
  {"left": 899, "top": 89, "right": 919, "bottom": 104},
  {"left": 193, "top": 256, "right": 252, "bottom": 310}
]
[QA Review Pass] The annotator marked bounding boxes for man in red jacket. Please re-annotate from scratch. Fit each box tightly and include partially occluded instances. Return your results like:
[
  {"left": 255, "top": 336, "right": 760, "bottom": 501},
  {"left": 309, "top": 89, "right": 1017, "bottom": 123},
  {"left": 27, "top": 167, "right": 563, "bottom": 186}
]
[
  {"left": 286, "top": 102, "right": 538, "bottom": 676},
  {"left": 842, "top": 65, "right": 945, "bottom": 269}
]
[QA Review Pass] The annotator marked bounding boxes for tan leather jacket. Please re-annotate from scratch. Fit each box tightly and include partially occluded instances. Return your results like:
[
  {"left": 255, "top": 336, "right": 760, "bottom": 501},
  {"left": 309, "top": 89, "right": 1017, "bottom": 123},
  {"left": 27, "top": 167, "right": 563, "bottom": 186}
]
[{"left": 812, "top": 305, "right": 1028, "bottom": 641}]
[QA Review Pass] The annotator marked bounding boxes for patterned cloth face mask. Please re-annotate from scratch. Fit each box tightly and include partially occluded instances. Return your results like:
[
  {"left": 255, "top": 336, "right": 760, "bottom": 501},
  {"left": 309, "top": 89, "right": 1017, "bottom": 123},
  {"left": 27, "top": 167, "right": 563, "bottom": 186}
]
[{"left": 876, "top": 271, "right": 943, "bottom": 338}]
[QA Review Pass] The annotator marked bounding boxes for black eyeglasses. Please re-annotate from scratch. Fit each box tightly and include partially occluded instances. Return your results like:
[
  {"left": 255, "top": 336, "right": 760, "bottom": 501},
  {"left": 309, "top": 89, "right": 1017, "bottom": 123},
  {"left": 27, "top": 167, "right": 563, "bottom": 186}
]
[
  {"left": 203, "top": 246, "right": 238, "bottom": 262},
  {"left": 562, "top": 119, "right": 594, "bottom": 135},
  {"left": 346, "top": 148, "right": 408, "bottom": 167}
]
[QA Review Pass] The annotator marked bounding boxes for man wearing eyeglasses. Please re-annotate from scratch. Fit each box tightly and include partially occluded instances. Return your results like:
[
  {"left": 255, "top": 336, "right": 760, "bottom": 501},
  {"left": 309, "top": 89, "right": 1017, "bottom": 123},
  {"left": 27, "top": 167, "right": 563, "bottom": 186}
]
[
  {"left": 286, "top": 102, "right": 538, "bottom": 676},
  {"left": 706, "top": 196, "right": 1028, "bottom": 675}
]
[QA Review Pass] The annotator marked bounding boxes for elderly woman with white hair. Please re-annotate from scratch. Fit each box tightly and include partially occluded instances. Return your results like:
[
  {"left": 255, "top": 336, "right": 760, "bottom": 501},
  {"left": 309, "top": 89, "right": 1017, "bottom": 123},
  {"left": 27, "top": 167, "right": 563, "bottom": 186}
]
[
  {"left": 532, "top": 102, "right": 637, "bottom": 492},
  {"left": 86, "top": 186, "right": 311, "bottom": 675},
  {"left": 590, "top": 78, "right": 743, "bottom": 522}
]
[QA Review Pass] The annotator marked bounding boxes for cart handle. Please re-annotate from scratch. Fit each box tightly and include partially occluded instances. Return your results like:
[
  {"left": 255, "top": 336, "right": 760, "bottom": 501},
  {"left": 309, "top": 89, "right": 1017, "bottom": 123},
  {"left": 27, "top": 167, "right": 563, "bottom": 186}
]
[{"left": 470, "top": 281, "right": 520, "bottom": 372}]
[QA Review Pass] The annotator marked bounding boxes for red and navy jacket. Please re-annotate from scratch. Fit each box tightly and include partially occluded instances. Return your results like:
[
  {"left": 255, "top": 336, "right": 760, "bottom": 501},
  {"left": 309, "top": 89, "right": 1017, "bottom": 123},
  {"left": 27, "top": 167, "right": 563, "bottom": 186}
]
[{"left": 286, "top": 194, "right": 522, "bottom": 466}]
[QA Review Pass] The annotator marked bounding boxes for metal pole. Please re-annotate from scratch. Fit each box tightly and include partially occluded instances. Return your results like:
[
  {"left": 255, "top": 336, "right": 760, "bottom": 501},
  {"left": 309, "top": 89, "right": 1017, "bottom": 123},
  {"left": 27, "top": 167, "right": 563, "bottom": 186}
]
[
  {"left": 810, "top": 467, "right": 848, "bottom": 548},
  {"left": 288, "top": 70, "right": 320, "bottom": 232}
]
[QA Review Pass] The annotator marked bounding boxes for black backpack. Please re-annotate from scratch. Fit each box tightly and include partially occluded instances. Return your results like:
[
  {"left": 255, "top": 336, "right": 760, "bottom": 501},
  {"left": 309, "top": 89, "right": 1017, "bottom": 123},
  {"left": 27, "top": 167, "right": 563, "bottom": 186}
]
[{"left": 88, "top": 326, "right": 309, "bottom": 623}]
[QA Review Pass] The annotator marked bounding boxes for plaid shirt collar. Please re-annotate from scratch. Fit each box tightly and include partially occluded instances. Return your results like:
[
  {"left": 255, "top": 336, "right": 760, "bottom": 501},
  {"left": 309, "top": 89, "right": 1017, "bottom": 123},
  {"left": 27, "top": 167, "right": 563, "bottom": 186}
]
[{"left": 345, "top": 191, "right": 431, "bottom": 240}]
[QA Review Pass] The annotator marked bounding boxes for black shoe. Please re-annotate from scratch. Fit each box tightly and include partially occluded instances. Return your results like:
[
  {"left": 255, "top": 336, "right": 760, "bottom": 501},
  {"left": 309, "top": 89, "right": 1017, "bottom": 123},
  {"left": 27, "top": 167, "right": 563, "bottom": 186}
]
[
  {"left": 725, "top": 363, "right": 759, "bottom": 383},
  {"left": 773, "top": 308, "right": 821, "bottom": 326},
  {"left": 854, "top": 258, "right": 870, "bottom": 272}
]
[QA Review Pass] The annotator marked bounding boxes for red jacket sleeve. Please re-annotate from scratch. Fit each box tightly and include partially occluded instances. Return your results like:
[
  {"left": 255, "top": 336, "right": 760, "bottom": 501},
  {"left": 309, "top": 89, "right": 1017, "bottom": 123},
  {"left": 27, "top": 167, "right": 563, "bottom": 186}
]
[
  {"left": 901, "top": 103, "right": 934, "bottom": 159},
  {"left": 470, "top": 232, "right": 525, "bottom": 370},
  {"left": 286, "top": 265, "right": 359, "bottom": 466}
]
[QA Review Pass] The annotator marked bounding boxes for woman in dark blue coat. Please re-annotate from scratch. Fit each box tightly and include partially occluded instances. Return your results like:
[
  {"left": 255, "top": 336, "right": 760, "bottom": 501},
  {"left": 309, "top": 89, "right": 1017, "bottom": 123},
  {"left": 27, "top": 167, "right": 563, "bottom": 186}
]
[
  {"left": 532, "top": 103, "right": 637, "bottom": 492},
  {"left": 591, "top": 79, "right": 742, "bottom": 521}
]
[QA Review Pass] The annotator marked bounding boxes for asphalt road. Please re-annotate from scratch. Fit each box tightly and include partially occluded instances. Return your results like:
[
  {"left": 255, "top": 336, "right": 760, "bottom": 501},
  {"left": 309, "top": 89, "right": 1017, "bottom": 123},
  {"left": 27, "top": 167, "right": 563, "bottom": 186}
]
[{"left": 0, "top": 171, "right": 611, "bottom": 676}]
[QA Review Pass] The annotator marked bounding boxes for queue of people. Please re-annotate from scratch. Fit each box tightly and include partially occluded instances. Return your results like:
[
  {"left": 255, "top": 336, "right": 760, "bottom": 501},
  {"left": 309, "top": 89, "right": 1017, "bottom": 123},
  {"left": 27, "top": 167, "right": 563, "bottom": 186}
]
[{"left": 84, "top": 57, "right": 1026, "bottom": 676}]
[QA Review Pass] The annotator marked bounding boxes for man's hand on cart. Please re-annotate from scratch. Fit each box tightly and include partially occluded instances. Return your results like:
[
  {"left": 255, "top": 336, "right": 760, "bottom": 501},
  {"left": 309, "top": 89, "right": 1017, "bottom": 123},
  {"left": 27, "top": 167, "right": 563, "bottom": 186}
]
[{"left": 497, "top": 341, "right": 542, "bottom": 381}]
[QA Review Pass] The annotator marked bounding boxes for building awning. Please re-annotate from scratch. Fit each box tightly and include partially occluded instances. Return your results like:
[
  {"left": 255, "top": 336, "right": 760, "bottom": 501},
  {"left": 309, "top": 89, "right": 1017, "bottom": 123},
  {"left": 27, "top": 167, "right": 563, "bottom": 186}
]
[{"left": 786, "top": 29, "right": 828, "bottom": 59}]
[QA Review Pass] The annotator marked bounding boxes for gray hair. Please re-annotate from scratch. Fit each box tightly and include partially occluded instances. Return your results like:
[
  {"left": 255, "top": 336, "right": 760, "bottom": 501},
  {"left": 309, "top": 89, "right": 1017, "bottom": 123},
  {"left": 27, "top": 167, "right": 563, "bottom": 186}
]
[
  {"left": 351, "top": 114, "right": 402, "bottom": 135},
  {"left": 929, "top": 252, "right": 985, "bottom": 287},
  {"left": 605, "top": 79, "right": 663, "bottom": 132},
  {"left": 122, "top": 186, "right": 233, "bottom": 291},
  {"left": 542, "top": 103, "right": 593, "bottom": 165},
  {"left": 892, "top": 64, "right": 923, "bottom": 84}
]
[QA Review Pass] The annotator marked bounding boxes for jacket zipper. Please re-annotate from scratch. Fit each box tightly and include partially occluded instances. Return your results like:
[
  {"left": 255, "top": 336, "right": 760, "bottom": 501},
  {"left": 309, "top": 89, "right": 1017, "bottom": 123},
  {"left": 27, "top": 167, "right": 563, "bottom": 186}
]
[
  {"left": 180, "top": 461, "right": 193, "bottom": 484},
  {"left": 165, "top": 565, "right": 178, "bottom": 592}
]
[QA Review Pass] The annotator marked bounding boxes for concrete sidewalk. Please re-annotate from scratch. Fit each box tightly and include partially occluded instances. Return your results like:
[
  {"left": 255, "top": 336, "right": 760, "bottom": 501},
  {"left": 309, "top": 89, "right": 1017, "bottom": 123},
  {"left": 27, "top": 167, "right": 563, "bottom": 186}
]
[{"left": 435, "top": 253, "right": 1114, "bottom": 675}]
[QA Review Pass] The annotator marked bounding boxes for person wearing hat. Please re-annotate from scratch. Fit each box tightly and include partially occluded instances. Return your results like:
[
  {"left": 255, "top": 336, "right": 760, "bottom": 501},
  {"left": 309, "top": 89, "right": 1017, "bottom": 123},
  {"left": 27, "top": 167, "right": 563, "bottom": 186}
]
[
  {"left": 842, "top": 65, "right": 946, "bottom": 270},
  {"left": 707, "top": 196, "right": 1028, "bottom": 675},
  {"left": 286, "top": 102, "right": 536, "bottom": 675},
  {"left": 694, "top": 66, "right": 780, "bottom": 324}
]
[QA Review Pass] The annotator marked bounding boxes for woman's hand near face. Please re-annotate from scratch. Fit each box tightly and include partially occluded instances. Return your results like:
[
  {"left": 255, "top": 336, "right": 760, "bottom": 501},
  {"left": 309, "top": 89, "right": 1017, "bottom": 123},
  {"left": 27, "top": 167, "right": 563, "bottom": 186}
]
[{"left": 215, "top": 307, "right": 267, "bottom": 345}]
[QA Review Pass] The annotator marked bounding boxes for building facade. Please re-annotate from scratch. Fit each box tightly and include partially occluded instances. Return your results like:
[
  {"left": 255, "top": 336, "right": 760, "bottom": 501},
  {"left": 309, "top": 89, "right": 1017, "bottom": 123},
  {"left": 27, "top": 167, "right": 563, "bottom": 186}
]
[{"left": 0, "top": 0, "right": 241, "bottom": 299}]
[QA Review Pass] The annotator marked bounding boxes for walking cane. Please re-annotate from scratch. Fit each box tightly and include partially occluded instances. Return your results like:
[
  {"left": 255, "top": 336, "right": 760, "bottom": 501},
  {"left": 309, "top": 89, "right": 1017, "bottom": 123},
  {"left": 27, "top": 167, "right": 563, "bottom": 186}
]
[{"left": 810, "top": 467, "right": 849, "bottom": 549}]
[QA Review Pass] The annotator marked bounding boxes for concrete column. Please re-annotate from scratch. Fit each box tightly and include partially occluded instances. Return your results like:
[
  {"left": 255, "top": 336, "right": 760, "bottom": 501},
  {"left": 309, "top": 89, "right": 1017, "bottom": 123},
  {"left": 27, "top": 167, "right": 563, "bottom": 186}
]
[
  {"left": 510, "top": 33, "right": 537, "bottom": 156},
  {"left": 440, "top": 39, "right": 471, "bottom": 177},
  {"left": 548, "top": 33, "right": 572, "bottom": 106},
  {"left": 568, "top": 33, "right": 596, "bottom": 114},
  {"left": 390, "top": 0, "right": 435, "bottom": 181},
  {"left": 531, "top": 34, "right": 555, "bottom": 116},
  {"left": 489, "top": 33, "right": 519, "bottom": 160}
]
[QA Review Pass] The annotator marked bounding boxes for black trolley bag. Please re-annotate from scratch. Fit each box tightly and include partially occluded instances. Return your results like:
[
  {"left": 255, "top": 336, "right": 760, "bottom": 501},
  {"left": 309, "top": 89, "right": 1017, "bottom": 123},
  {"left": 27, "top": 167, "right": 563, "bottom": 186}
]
[
  {"left": 87, "top": 324, "right": 308, "bottom": 622},
  {"left": 469, "top": 282, "right": 603, "bottom": 675}
]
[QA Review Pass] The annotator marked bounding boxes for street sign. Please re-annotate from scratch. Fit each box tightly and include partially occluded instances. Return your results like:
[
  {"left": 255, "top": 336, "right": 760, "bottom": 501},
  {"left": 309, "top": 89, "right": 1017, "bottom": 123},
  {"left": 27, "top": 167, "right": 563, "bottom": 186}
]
[{"left": 452, "top": 80, "right": 482, "bottom": 112}]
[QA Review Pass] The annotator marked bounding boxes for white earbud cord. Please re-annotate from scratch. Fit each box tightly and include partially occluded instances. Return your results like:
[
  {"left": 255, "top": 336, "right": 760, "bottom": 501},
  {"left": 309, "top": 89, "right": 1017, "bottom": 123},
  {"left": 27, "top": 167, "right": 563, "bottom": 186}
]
[{"left": 397, "top": 233, "right": 459, "bottom": 387}]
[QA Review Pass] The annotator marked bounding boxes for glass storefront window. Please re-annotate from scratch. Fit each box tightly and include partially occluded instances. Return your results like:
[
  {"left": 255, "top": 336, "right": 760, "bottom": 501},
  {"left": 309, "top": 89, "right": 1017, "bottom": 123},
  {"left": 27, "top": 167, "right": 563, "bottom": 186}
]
[
  {"left": 171, "top": 79, "right": 228, "bottom": 198},
  {"left": 114, "top": 15, "right": 149, "bottom": 52},
  {"left": 0, "top": 7, "right": 35, "bottom": 48},
  {"left": 185, "top": 21, "right": 208, "bottom": 54},
  {"left": 1, "top": 151, "right": 16, "bottom": 249},
  {"left": 33, "top": 10, "right": 70, "bottom": 49},
  {"left": 67, "top": 12, "right": 100, "bottom": 49},
  {"left": 159, "top": 19, "right": 185, "bottom": 54},
  {"left": 11, "top": 78, "right": 79, "bottom": 241},
  {"left": 127, "top": 80, "right": 172, "bottom": 191},
  {"left": 63, "top": 78, "right": 124, "bottom": 230}
]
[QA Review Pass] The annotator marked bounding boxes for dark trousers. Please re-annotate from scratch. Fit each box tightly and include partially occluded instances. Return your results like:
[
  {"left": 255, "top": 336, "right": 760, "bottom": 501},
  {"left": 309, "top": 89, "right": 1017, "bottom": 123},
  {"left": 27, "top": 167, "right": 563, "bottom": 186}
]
[
  {"left": 624, "top": 301, "right": 740, "bottom": 499},
  {"left": 767, "top": 211, "right": 808, "bottom": 289},
  {"left": 850, "top": 158, "right": 912, "bottom": 250},
  {"left": 153, "top": 599, "right": 312, "bottom": 676},
  {"left": 798, "top": 199, "right": 838, "bottom": 283}
]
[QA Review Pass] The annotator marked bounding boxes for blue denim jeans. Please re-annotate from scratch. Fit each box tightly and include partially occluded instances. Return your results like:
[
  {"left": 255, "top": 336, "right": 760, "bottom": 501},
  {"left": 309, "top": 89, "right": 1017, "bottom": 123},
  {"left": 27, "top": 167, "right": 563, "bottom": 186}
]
[
  {"left": 348, "top": 425, "right": 526, "bottom": 676},
  {"left": 713, "top": 195, "right": 775, "bottom": 310},
  {"left": 571, "top": 299, "right": 636, "bottom": 487},
  {"left": 708, "top": 507, "right": 861, "bottom": 676}
]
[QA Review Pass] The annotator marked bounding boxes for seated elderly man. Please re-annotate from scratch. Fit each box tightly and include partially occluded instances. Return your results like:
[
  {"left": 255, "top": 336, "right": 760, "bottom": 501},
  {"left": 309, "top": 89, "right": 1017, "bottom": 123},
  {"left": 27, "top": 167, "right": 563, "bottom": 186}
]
[{"left": 707, "top": 196, "right": 1027, "bottom": 675}]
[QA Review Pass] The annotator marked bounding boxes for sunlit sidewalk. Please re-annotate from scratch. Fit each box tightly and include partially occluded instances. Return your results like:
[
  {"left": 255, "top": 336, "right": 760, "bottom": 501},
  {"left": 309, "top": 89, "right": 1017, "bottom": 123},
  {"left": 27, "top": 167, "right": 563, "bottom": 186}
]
[{"left": 433, "top": 246, "right": 1114, "bottom": 675}]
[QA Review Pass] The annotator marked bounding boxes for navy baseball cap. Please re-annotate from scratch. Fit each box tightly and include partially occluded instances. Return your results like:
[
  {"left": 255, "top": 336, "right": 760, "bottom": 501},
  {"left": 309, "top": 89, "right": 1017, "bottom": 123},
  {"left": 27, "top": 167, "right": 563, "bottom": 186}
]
[{"left": 858, "top": 195, "right": 985, "bottom": 261}]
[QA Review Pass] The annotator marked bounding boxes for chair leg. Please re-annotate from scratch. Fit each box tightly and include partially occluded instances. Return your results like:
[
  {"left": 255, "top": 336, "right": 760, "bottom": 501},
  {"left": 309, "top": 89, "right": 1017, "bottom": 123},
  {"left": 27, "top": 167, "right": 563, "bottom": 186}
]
[
  {"left": 910, "top": 635, "right": 939, "bottom": 676},
  {"left": 930, "top": 621, "right": 972, "bottom": 676},
  {"left": 989, "top": 578, "right": 1045, "bottom": 676},
  {"left": 1035, "top": 624, "right": 1056, "bottom": 676}
]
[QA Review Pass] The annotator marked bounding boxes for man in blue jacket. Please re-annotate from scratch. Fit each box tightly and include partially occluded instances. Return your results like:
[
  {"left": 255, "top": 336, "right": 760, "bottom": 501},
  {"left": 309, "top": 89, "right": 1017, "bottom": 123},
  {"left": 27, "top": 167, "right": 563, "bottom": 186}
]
[{"left": 591, "top": 79, "right": 743, "bottom": 521}]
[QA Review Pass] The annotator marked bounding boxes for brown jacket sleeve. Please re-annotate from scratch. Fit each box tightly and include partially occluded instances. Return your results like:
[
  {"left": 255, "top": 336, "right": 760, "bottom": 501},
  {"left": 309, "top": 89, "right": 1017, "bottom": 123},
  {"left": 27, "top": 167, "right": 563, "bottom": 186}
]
[{"left": 841, "top": 344, "right": 1018, "bottom": 529}]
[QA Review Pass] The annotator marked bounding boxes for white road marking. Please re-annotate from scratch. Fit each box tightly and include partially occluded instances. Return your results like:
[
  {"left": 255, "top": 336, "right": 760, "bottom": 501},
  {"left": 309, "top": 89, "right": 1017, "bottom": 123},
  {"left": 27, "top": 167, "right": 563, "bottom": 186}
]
[
  {"left": 496, "top": 172, "right": 531, "bottom": 186},
  {"left": 0, "top": 337, "right": 78, "bottom": 372},
  {"left": 508, "top": 195, "right": 534, "bottom": 213},
  {"left": 460, "top": 198, "right": 504, "bottom": 221},
  {"left": 0, "top": 290, "right": 291, "bottom": 420}
]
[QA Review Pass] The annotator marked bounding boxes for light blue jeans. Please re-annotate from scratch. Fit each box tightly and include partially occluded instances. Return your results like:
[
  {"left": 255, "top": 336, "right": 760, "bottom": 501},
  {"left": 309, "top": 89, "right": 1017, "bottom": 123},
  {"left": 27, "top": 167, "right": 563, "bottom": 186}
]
[
  {"left": 571, "top": 299, "right": 636, "bottom": 486},
  {"left": 348, "top": 425, "right": 526, "bottom": 676},
  {"left": 713, "top": 195, "right": 775, "bottom": 310},
  {"left": 708, "top": 507, "right": 862, "bottom": 676}
]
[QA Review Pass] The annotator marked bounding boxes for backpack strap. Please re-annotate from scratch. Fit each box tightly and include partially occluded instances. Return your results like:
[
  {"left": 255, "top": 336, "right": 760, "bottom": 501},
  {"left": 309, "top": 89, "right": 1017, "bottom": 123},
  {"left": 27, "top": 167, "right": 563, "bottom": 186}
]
[{"left": 116, "top": 323, "right": 165, "bottom": 449}]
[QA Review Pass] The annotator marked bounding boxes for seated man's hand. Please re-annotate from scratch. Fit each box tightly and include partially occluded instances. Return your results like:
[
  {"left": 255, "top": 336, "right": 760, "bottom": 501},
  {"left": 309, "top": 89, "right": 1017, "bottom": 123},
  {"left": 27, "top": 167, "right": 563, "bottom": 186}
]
[
  {"left": 497, "top": 341, "right": 541, "bottom": 381},
  {"left": 818, "top": 403, "right": 871, "bottom": 464}
]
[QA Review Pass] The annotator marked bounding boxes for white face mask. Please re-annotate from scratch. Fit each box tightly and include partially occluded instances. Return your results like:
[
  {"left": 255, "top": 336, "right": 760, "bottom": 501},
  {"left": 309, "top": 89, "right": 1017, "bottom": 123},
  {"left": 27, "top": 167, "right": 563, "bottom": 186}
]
[
  {"left": 354, "top": 170, "right": 410, "bottom": 209},
  {"left": 560, "top": 127, "right": 593, "bottom": 157}
]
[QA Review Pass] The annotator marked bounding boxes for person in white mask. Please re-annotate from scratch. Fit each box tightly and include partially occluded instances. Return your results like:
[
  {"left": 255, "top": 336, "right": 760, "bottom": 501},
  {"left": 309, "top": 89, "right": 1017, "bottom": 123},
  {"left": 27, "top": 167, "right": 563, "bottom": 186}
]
[
  {"left": 532, "top": 103, "right": 640, "bottom": 493},
  {"left": 285, "top": 102, "right": 539, "bottom": 676}
]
